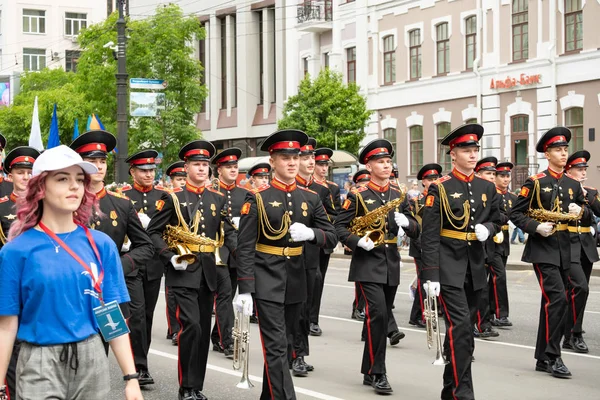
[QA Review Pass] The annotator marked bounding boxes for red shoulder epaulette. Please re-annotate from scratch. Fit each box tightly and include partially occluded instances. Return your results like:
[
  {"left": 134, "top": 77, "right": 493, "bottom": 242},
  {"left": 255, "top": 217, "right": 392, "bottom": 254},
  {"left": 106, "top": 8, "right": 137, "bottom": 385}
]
[
  {"left": 355, "top": 186, "right": 368, "bottom": 193},
  {"left": 327, "top": 180, "right": 338, "bottom": 187},
  {"left": 155, "top": 185, "right": 167, "bottom": 191},
  {"left": 236, "top": 185, "right": 250, "bottom": 192},
  {"left": 390, "top": 186, "right": 402, "bottom": 193},
  {"left": 298, "top": 186, "right": 318, "bottom": 195},
  {"left": 251, "top": 184, "right": 270, "bottom": 194},
  {"left": 207, "top": 187, "right": 225, "bottom": 196},
  {"left": 530, "top": 172, "right": 546, "bottom": 180},
  {"left": 172, "top": 187, "right": 183, "bottom": 193},
  {"left": 108, "top": 190, "right": 130, "bottom": 200},
  {"left": 120, "top": 184, "right": 132, "bottom": 192},
  {"left": 0, "top": 196, "right": 9, "bottom": 204},
  {"left": 496, "top": 188, "right": 503, "bottom": 194},
  {"left": 313, "top": 180, "right": 329, "bottom": 189},
  {"left": 433, "top": 175, "right": 451, "bottom": 185}
]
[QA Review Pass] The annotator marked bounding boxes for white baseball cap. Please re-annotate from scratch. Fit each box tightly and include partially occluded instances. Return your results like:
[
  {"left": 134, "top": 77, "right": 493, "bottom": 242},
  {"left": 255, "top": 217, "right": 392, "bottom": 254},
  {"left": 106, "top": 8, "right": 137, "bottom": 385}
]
[{"left": 32, "top": 145, "right": 99, "bottom": 177}]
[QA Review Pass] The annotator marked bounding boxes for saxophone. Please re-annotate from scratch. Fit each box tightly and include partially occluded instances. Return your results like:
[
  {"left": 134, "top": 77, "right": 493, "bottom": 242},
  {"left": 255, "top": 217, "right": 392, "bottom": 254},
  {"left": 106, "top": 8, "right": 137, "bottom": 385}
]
[
  {"left": 526, "top": 179, "right": 582, "bottom": 234},
  {"left": 349, "top": 193, "right": 405, "bottom": 246}
]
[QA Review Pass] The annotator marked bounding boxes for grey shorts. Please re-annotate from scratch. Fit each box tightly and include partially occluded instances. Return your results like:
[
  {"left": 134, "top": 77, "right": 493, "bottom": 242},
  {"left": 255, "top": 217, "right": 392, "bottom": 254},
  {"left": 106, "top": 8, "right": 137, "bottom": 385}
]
[{"left": 17, "top": 334, "right": 110, "bottom": 400}]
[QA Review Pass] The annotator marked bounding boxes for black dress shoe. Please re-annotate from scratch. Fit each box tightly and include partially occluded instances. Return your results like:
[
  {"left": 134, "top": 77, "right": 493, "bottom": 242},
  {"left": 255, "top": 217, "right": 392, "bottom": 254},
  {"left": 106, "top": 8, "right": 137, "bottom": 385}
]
[
  {"left": 193, "top": 389, "right": 208, "bottom": 400},
  {"left": 473, "top": 326, "right": 480, "bottom": 338},
  {"left": 478, "top": 327, "right": 499, "bottom": 339},
  {"left": 179, "top": 388, "right": 195, "bottom": 400},
  {"left": 223, "top": 344, "right": 234, "bottom": 358},
  {"left": 249, "top": 315, "right": 259, "bottom": 324},
  {"left": 569, "top": 336, "right": 589, "bottom": 353},
  {"left": 372, "top": 374, "right": 393, "bottom": 394},
  {"left": 298, "top": 357, "right": 314, "bottom": 372},
  {"left": 212, "top": 344, "right": 224, "bottom": 353},
  {"left": 292, "top": 358, "right": 308, "bottom": 377},
  {"left": 549, "top": 358, "right": 572, "bottom": 378},
  {"left": 491, "top": 317, "right": 513, "bottom": 327},
  {"left": 309, "top": 323, "right": 322, "bottom": 336},
  {"left": 138, "top": 370, "right": 154, "bottom": 386},
  {"left": 172, "top": 335, "right": 179, "bottom": 346},
  {"left": 388, "top": 330, "right": 405, "bottom": 346},
  {"left": 352, "top": 308, "right": 365, "bottom": 321},
  {"left": 562, "top": 337, "right": 573, "bottom": 350},
  {"left": 363, "top": 374, "right": 373, "bottom": 386},
  {"left": 166, "top": 333, "right": 175, "bottom": 340},
  {"left": 409, "top": 319, "right": 426, "bottom": 328},
  {"left": 535, "top": 360, "right": 551, "bottom": 373}
]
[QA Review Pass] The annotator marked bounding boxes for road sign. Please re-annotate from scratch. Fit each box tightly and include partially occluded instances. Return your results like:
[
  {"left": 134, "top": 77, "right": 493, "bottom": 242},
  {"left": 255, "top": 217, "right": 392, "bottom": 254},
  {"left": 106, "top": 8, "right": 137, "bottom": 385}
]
[{"left": 129, "top": 78, "right": 168, "bottom": 90}]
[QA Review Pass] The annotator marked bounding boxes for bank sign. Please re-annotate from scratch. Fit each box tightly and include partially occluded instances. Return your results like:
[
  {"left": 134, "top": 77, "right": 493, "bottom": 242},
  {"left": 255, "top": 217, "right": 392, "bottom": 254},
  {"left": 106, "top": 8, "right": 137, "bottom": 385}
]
[{"left": 490, "top": 73, "right": 542, "bottom": 89}]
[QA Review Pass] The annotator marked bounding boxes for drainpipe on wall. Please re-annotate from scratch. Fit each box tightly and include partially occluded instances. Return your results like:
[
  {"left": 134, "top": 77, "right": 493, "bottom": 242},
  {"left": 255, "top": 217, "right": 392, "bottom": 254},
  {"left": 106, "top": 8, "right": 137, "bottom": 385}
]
[{"left": 473, "top": 0, "right": 483, "bottom": 124}]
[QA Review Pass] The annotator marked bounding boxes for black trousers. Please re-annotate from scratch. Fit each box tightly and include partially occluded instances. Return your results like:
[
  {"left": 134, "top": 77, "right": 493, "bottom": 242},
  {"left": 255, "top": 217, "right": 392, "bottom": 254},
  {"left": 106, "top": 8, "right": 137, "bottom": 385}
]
[
  {"left": 211, "top": 266, "right": 234, "bottom": 348},
  {"left": 293, "top": 267, "right": 317, "bottom": 358},
  {"left": 229, "top": 266, "right": 238, "bottom": 296},
  {"left": 564, "top": 254, "right": 589, "bottom": 338},
  {"left": 409, "top": 258, "right": 426, "bottom": 323},
  {"left": 5, "top": 341, "right": 20, "bottom": 399},
  {"left": 256, "top": 300, "right": 301, "bottom": 400},
  {"left": 532, "top": 263, "right": 568, "bottom": 361},
  {"left": 126, "top": 272, "right": 148, "bottom": 370},
  {"left": 488, "top": 254, "right": 509, "bottom": 319},
  {"left": 353, "top": 283, "right": 366, "bottom": 312},
  {"left": 439, "top": 271, "right": 481, "bottom": 400},
  {"left": 310, "top": 250, "right": 331, "bottom": 325},
  {"left": 172, "top": 284, "right": 214, "bottom": 390},
  {"left": 574, "top": 252, "right": 594, "bottom": 333},
  {"left": 143, "top": 273, "right": 162, "bottom": 351},
  {"left": 166, "top": 286, "right": 180, "bottom": 337}
]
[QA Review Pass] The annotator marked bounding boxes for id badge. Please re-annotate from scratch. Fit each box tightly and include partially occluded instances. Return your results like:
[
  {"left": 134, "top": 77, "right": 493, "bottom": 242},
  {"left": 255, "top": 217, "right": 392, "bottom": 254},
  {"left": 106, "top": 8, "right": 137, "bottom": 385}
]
[{"left": 93, "top": 300, "right": 130, "bottom": 342}]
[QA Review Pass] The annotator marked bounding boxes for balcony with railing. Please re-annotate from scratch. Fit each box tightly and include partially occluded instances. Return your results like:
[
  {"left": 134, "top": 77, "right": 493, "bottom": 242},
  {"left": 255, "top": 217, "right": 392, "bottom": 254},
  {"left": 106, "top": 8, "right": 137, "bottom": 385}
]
[{"left": 296, "top": 1, "right": 333, "bottom": 33}]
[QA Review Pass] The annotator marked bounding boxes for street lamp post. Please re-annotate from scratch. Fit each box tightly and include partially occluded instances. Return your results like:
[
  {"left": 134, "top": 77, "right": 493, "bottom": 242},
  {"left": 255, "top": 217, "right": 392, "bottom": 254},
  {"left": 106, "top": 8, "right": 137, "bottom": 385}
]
[{"left": 115, "top": 0, "right": 129, "bottom": 183}]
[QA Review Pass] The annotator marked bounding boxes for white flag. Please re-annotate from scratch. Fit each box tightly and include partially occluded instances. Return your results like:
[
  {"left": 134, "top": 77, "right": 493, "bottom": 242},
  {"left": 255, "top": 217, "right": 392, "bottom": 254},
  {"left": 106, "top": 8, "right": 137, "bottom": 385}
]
[{"left": 29, "top": 96, "right": 44, "bottom": 151}]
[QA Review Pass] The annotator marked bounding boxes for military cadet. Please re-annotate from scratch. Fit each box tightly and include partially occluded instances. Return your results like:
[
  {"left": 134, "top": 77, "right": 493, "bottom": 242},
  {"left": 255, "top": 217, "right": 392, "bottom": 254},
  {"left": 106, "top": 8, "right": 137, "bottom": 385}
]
[
  {"left": 0, "top": 134, "right": 14, "bottom": 198},
  {"left": 310, "top": 147, "right": 340, "bottom": 336},
  {"left": 209, "top": 147, "right": 249, "bottom": 358},
  {"left": 235, "top": 129, "right": 337, "bottom": 400},
  {"left": 510, "top": 126, "right": 590, "bottom": 378},
  {"left": 0, "top": 146, "right": 39, "bottom": 400},
  {"left": 473, "top": 157, "right": 501, "bottom": 339},
  {"left": 248, "top": 163, "right": 271, "bottom": 189},
  {"left": 421, "top": 124, "right": 501, "bottom": 399},
  {"left": 408, "top": 163, "right": 442, "bottom": 329},
  {"left": 165, "top": 161, "right": 187, "bottom": 345},
  {"left": 562, "top": 150, "right": 596, "bottom": 353},
  {"left": 335, "top": 139, "right": 419, "bottom": 395},
  {"left": 70, "top": 130, "right": 156, "bottom": 384},
  {"left": 147, "top": 140, "right": 237, "bottom": 400}
]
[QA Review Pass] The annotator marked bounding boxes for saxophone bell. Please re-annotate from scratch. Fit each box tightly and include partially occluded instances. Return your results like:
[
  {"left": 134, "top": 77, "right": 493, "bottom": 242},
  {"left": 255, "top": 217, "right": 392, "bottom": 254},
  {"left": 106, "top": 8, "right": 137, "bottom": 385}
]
[
  {"left": 174, "top": 245, "right": 197, "bottom": 264},
  {"left": 364, "top": 229, "right": 385, "bottom": 246}
]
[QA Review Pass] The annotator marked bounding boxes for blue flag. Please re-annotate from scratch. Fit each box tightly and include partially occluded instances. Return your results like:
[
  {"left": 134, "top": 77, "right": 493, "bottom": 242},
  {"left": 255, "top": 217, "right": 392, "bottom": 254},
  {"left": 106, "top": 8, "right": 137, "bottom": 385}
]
[
  {"left": 47, "top": 104, "right": 60, "bottom": 149},
  {"left": 72, "top": 118, "right": 79, "bottom": 140}
]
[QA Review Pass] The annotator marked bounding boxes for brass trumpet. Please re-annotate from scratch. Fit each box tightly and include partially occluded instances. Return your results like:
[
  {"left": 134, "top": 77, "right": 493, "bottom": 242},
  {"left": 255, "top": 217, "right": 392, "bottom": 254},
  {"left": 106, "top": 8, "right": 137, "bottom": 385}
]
[
  {"left": 232, "top": 301, "right": 254, "bottom": 389},
  {"left": 423, "top": 281, "right": 448, "bottom": 366}
]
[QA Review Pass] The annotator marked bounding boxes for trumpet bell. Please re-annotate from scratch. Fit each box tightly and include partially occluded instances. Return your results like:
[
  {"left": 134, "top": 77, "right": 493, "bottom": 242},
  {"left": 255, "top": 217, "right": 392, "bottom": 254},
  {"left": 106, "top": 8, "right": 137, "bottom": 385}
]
[{"left": 236, "top": 377, "right": 254, "bottom": 389}]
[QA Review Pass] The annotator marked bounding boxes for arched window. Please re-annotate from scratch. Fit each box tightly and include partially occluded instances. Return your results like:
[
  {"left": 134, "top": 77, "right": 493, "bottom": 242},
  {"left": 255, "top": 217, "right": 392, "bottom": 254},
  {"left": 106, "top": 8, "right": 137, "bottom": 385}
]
[
  {"left": 465, "top": 16, "right": 476, "bottom": 70},
  {"left": 436, "top": 23, "right": 450, "bottom": 75},
  {"left": 383, "top": 128, "right": 397, "bottom": 163},
  {"left": 437, "top": 122, "right": 452, "bottom": 172},
  {"left": 565, "top": 107, "right": 583, "bottom": 152},
  {"left": 512, "top": 0, "right": 529, "bottom": 61},
  {"left": 383, "top": 36, "right": 396, "bottom": 84},
  {"left": 409, "top": 125, "right": 423, "bottom": 175},
  {"left": 409, "top": 29, "right": 421, "bottom": 79}
]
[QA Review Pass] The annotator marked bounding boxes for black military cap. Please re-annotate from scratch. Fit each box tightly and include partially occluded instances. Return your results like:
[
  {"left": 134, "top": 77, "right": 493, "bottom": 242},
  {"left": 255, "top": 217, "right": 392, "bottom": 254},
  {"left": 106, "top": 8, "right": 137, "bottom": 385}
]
[
  {"left": 211, "top": 147, "right": 242, "bottom": 166},
  {"left": 179, "top": 140, "right": 215, "bottom": 162},
  {"left": 442, "top": 123, "right": 484, "bottom": 154},
  {"left": 300, "top": 137, "right": 317, "bottom": 155},
  {"left": 3, "top": 146, "right": 40, "bottom": 175},
  {"left": 536, "top": 126, "right": 571, "bottom": 153},
  {"left": 352, "top": 169, "right": 371, "bottom": 184},
  {"left": 248, "top": 162, "right": 271, "bottom": 177},
  {"left": 166, "top": 161, "right": 186, "bottom": 177},
  {"left": 358, "top": 138, "right": 394, "bottom": 165},
  {"left": 260, "top": 129, "right": 309, "bottom": 155},
  {"left": 314, "top": 147, "right": 333, "bottom": 164},
  {"left": 125, "top": 149, "right": 159, "bottom": 170},
  {"left": 495, "top": 161, "right": 514, "bottom": 175},
  {"left": 70, "top": 130, "right": 116, "bottom": 158},
  {"left": 0, "top": 133, "right": 6, "bottom": 150},
  {"left": 566, "top": 150, "right": 590, "bottom": 170},
  {"left": 475, "top": 156, "right": 498, "bottom": 173},
  {"left": 417, "top": 163, "right": 442, "bottom": 180}
]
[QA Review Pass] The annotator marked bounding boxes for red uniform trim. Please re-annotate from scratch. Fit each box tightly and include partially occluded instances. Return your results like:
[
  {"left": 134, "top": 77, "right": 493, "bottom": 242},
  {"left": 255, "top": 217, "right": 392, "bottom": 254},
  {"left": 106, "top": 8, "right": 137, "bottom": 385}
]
[
  {"left": 184, "top": 148, "right": 210, "bottom": 159},
  {"left": 255, "top": 307, "right": 275, "bottom": 400},
  {"left": 533, "top": 264, "right": 551, "bottom": 344},
  {"left": 439, "top": 295, "right": 460, "bottom": 400},
  {"left": 364, "top": 147, "right": 390, "bottom": 161},
  {"left": 268, "top": 141, "right": 300, "bottom": 153},
  {"left": 449, "top": 133, "right": 479, "bottom": 150},
  {"left": 490, "top": 268, "right": 500, "bottom": 319},
  {"left": 358, "top": 283, "right": 375, "bottom": 374},
  {"left": 133, "top": 182, "right": 153, "bottom": 193},
  {"left": 543, "top": 135, "right": 567, "bottom": 151},
  {"left": 568, "top": 276, "right": 577, "bottom": 326},
  {"left": 175, "top": 305, "right": 183, "bottom": 386},
  {"left": 130, "top": 157, "right": 155, "bottom": 166},
  {"left": 76, "top": 143, "right": 107, "bottom": 154}
]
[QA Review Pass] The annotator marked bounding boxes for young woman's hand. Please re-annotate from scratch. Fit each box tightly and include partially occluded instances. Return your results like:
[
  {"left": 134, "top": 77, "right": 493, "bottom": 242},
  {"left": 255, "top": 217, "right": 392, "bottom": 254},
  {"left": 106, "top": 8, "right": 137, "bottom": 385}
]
[{"left": 125, "top": 380, "right": 144, "bottom": 400}]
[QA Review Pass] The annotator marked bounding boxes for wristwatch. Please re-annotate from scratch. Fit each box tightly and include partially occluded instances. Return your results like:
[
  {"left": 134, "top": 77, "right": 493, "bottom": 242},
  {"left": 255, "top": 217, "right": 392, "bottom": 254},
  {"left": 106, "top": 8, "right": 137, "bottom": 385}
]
[{"left": 123, "top": 372, "right": 140, "bottom": 381}]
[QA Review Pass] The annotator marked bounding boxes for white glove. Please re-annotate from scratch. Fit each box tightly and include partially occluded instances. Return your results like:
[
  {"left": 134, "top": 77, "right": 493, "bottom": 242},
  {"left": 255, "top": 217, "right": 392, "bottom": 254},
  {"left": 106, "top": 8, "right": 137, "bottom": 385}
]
[
  {"left": 357, "top": 234, "right": 375, "bottom": 251},
  {"left": 397, "top": 226, "right": 405, "bottom": 237},
  {"left": 569, "top": 203, "right": 582, "bottom": 216},
  {"left": 475, "top": 224, "right": 490, "bottom": 242},
  {"left": 394, "top": 212, "right": 409, "bottom": 228},
  {"left": 121, "top": 237, "right": 131, "bottom": 253},
  {"left": 170, "top": 255, "right": 189, "bottom": 271},
  {"left": 508, "top": 221, "right": 516, "bottom": 230},
  {"left": 234, "top": 293, "right": 254, "bottom": 316},
  {"left": 138, "top": 212, "right": 151, "bottom": 229},
  {"left": 423, "top": 281, "right": 441, "bottom": 297},
  {"left": 590, "top": 226, "right": 595, "bottom": 236},
  {"left": 289, "top": 222, "right": 315, "bottom": 242},
  {"left": 536, "top": 222, "right": 555, "bottom": 237},
  {"left": 231, "top": 217, "right": 241, "bottom": 229}
]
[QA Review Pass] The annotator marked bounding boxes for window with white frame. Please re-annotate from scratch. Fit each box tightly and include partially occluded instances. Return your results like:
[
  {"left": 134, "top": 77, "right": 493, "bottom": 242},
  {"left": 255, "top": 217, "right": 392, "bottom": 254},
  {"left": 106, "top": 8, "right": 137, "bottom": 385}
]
[
  {"left": 23, "top": 48, "right": 46, "bottom": 71},
  {"left": 436, "top": 23, "right": 450, "bottom": 75},
  {"left": 436, "top": 122, "right": 452, "bottom": 172},
  {"left": 65, "top": 50, "right": 81, "bottom": 72},
  {"left": 65, "top": 13, "right": 87, "bottom": 36},
  {"left": 465, "top": 16, "right": 476, "bottom": 70},
  {"left": 347, "top": 47, "right": 356, "bottom": 84},
  {"left": 409, "top": 30, "right": 421, "bottom": 79},
  {"left": 410, "top": 125, "right": 423, "bottom": 175},
  {"left": 384, "top": 128, "right": 397, "bottom": 164},
  {"left": 23, "top": 9, "right": 45, "bottom": 34}
]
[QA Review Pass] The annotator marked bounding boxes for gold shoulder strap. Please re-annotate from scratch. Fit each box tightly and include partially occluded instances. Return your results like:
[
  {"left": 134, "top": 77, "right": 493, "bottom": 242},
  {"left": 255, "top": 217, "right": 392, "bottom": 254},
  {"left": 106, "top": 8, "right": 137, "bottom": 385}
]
[
  {"left": 437, "top": 182, "right": 470, "bottom": 230},
  {"left": 170, "top": 192, "right": 200, "bottom": 234},
  {"left": 255, "top": 192, "right": 291, "bottom": 240}
]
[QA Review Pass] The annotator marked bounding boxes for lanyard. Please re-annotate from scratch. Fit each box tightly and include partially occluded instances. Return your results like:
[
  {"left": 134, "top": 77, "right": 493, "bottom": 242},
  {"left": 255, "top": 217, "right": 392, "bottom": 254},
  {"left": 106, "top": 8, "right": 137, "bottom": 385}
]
[{"left": 39, "top": 222, "right": 105, "bottom": 304}]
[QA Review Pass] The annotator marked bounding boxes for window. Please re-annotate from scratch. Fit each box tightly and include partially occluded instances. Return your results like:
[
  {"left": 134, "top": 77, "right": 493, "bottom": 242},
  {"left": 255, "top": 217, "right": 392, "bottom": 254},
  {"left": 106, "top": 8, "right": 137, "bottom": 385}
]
[
  {"left": 512, "top": 1, "right": 528, "bottom": 61},
  {"left": 410, "top": 125, "right": 423, "bottom": 175},
  {"left": 65, "top": 12, "right": 87, "bottom": 36},
  {"left": 258, "top": 12, "right": 264, "bottom": 104},
  {"left": 65, "top": 50, "right": 81, "bottom": 72},
  {"left": 465, "top": 16, "right": 476, "bottom": 70},
  {"left": 409, "top": 29, "right": 421, "bottom": 79},
  {"left": 231, "top": 15, "right": 237, "bottom": 108},
  {"left": 199, "top": 23, "right": 207, "bottom": 112},
  {"left": 383, "top": 128, "right": 397, "bottom": 163},
  {"left": 303, "top": 57, "right": 309, "bottom": 77},
  {"left": 437, "top": 123, "right": 452, "bottom": 172},
  {"left": 383, "top": 35, "right": 395, "bottom": 84},
  {"left": 323, "top": 52, "right": 329, "bottom": 69},
  {"left": 220, "top": 17, "right": 227, "bottom": 109},
  {"left": 23, "top": 9, "right": 45, "bottom": 34},
  {"left": 347, "top": 47, "right": 356, "bottom": 84},
  {"left": 23, "top": 48, "right": 46, "bottom": 71},
  {"left": 436, "top": 23, "right": 450, "bottom": 75},
  {"left": 565, "top": 107, "right": 583, "bottom": 152},
  {"left": 565, "top": 0, "right": 583, "bottom": 52}
]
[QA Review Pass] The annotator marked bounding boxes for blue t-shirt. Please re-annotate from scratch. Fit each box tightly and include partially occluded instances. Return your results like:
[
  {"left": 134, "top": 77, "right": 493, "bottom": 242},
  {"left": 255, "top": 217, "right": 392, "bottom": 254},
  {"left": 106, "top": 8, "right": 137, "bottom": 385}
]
[{"left": 0, "top": 226, "right": 130, "bottom": 345}]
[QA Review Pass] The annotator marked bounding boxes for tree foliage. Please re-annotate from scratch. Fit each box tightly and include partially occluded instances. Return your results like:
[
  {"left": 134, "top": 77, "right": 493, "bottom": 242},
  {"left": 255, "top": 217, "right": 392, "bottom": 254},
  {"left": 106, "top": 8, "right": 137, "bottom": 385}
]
[{"left": 278, "top": 69, "right": 371, "bottom": 155}]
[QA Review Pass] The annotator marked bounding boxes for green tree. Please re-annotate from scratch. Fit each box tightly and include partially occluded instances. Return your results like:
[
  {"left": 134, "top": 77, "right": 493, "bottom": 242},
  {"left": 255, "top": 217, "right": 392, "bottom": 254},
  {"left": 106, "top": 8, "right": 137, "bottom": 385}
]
[{"left": 278, "top": 69, "right": 371, "bottom": 155}]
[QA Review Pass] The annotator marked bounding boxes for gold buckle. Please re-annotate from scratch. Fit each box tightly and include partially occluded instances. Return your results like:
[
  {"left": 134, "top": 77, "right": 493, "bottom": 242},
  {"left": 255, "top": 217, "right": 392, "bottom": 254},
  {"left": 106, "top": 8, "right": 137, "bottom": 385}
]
[{"left": 283, "top": 247, "right": 290, "bottom": 256}]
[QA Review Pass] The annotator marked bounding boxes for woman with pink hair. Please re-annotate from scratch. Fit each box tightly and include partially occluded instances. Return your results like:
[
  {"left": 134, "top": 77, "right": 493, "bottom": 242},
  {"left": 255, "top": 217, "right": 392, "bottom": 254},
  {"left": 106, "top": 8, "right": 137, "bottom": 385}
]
[{"left": 0, "top": 146, "right": 143, "bottom": 400}]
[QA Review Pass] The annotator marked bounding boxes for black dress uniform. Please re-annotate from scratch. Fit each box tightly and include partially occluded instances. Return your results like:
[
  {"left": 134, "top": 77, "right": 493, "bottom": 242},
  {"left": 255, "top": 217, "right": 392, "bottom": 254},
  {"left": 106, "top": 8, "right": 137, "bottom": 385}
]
[
  {"left": 349, "top": 169, "right": 371, "bottom": 319},
  {"left": 236, "top": 130, "right": 337, "bottom": 400},
  {"left": 0, "top": 146, "right": 39, "bottom": 400},
  {"left": 335, "top": 139, "right": 419, "bottom": 394},
  {"left": 146, "top": 140, "right": 237, "bottom": 399},
  {"left": 0, "top": 134, "right": 13, "bottom": 198},
  {"left": 209, "top": 148, "right": 249, "bottom": 356},
  {"left": 562, "top": 151, "right": 597, "bottom": 353},
  {"left": 510, "top": 127, "right": 590, "bottom": 377},
  {"left": 421, "top": 124, "right": 501, "bottom": 400}
]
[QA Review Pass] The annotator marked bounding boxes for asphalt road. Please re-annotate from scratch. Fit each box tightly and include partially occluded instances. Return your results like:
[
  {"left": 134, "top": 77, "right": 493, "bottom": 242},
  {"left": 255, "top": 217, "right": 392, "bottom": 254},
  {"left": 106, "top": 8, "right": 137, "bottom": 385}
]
[{"left": 108, "top": 259, "right": 600, "bottom": 399}]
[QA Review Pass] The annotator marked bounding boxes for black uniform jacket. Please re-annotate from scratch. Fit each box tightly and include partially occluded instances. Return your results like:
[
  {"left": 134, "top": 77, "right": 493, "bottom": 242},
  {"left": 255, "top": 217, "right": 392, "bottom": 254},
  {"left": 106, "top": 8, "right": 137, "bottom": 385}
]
[
  {"left": 421, "top": 170, "right": 501, "bottom": 290},
  {"left": 407, "top": 192, "right": 426, "bottom": 259},
  {"left": 510, "top": 169, "right": 590, "bottom": 268},
  {"left": 91, "top": 188, "right": 154, "bottom": 277},
  {"left": 335, "top": 181, "right": 419, "bottom": 286},
  {"left": 0, "top": 178, "right": 13, "bottom": 198},
  {"left": 0, "top": 194, "right": 17, "bottom": 247},
  {"left": 568, "top": 185, "right": 600, "bottom": 264},
  {"left": 326, "top": 180, "right": 341, "bottom": 213},
  {"left": 146, "top": 183, "right": 237, "bottom": 291},
  {"left": 236, "top": 180, "right": 338, "bottom": 305},
  {"left": 493, "top": 189, "right": 517, "bottom": 257},
  {"left": 213, "top": 181, "right": 249, "bottom": 267}
]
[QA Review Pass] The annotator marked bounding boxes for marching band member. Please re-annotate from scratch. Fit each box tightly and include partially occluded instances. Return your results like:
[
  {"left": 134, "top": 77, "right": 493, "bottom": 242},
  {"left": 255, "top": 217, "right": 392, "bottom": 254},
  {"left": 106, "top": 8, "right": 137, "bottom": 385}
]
[
  {"left": 421, "top": 124, "right": 501, "bottom": 399},
  {"left": 235, "top": 129, "right": 337, "bottom": 400},
  {"left": 248, "top": 163, "right": 271, "bottom": 189},
  {"left": 510, "top": 127, "right": 590, "bottom": 378},
  {"left": 0, "top": 134, "right": 14, "bottom": 198}
]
